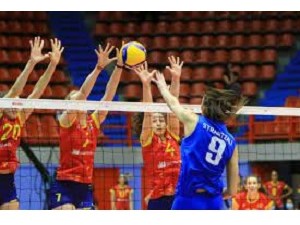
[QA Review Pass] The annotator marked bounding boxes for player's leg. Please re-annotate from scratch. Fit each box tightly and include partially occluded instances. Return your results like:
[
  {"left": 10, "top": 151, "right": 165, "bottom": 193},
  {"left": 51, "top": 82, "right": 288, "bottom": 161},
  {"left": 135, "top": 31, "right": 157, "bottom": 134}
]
[
  {"left": 48, "top": 179, "right": 75, "bottom": 210},
  {"left": 75, "top": 183, "right": 94, "bottom": 210},
  {"left": 0, "top": 174, "right": 19, "bottom": 210},
  {"left": 148, "top": 196, "right": 174, "bottom": 210}
]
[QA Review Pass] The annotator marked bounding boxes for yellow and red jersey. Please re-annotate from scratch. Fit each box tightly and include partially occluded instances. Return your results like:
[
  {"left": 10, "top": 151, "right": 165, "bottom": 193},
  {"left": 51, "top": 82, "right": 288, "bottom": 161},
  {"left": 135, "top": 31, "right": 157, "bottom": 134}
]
[
  {"left": 111, "top": 184, "right": 132, "bottom": 210},
  {"left": 142, "top": 130, "right": 181, "bottom": 199},
  {"left": 233, "top": 191, "right": 273, "bottom": 210},
  {"left": 57, "top": 114, "right": 99, "bottom": 184},
  {"left": 264, "top": 181, "right": 287, "bottom": 208},
  {"left": 0, "top": 113, "right": 22, "bottom": 173}
]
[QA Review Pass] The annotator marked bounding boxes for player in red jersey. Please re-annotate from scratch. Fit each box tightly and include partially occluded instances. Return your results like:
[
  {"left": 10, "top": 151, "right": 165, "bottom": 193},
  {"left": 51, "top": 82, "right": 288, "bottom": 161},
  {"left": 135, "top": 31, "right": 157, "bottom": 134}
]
[
  {"left": 133, "top": 57, "right": 183, "bottom": 210},
  {"left": 0, "top": 37, "right": 64, "bottom": 210},
  {"left": 232, "top": 175, "right": 273, "bottom": 210},
  {"left": 263, "top": 170, "right": 292, "bottom": 209},
  {"left": 110, "top": 174, "right": 133, "bottom": 210},
  {"left": 48, "top": 43, "right": 124, "bottom": 210}
]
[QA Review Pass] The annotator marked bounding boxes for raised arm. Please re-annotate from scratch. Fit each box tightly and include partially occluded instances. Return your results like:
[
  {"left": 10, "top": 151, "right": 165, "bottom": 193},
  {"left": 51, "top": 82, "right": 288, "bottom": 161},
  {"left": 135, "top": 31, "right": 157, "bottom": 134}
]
[
  {"left": 4, "top": 37, "right": 49, "bottom": 99},
  {"left": 226, "top": 147, "right": 239, "bottom": 196},
  {"left": 20, "top": 38, "right": 64, "bottom": 124},
  {"left": 109, "top": 189, "right": 116, "bottom": 210},
  {"left": 153, "top": 71, "right": 198, "bottom": 137},
  {"left": 166, "top": 56, "right": 183, "bottom": 137},
  {"left": 133, "top": 62, "right": 156, "bottom": 145},
  {"left": 59, "top": 43, "right": 116, "bottom": 128}
]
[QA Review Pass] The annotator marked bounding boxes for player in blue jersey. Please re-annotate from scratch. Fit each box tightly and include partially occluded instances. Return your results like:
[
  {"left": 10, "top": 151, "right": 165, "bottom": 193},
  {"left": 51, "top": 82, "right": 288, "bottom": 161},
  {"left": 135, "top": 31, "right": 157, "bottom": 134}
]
[{"left": 152, "top": 69, "right": 247, "bottom": 210}]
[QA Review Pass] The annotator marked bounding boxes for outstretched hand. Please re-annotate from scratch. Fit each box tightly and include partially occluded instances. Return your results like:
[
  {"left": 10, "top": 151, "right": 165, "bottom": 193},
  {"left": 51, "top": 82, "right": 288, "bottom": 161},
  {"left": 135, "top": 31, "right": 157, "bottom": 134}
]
[
  {"left": 166, "top": 56, "right": 184, "bottom": 78},
  {"left": 152, "top": 71, "right": 168, "bottom": 91},
  {"left": 30, "top": 36, "right": 49, "bottom": 64},
  {"left": 133, "top": 62, "right": 156, "bottom": 85},
  {"left": 49, "top": 38, "right": 64, "bottom": 65},
  {"left": 95, "top": 43, "right": 117, "bottom": 69}
]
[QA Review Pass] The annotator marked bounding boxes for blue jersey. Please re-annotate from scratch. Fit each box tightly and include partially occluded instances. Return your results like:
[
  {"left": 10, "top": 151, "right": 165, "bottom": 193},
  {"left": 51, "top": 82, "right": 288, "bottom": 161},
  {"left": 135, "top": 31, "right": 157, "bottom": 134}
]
[{"left": 176, "top": 115, "right": 236, "bottom": 197}]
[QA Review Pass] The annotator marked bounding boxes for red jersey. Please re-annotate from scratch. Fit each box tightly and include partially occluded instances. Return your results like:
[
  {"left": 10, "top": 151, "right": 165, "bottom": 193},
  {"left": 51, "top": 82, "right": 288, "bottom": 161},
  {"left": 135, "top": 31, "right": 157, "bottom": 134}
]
[
  {"left": 0, "top": 113, "right": 22, "bottom": 173},
  {"left": 57, "top": 114, "right": 99, "bottom": 184},
  {"left": 142, "top": 130, "right": 181, "bottom": 199},
  {"left": 264, "top": 181, "right": 287, "bottom": 208},
  {"left": 111, "top": 184, "right": 132, "bottom": 210},
  {"left": 233, "top": 191, "right": 273, "bottom": 210}
]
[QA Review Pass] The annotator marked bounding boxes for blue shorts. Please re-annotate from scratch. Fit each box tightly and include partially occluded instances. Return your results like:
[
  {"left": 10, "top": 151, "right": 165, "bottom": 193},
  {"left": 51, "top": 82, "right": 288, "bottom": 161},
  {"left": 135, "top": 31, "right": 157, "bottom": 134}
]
[
  {"left": 148, "top": 195, "right": 174, "bottom": 210},
  {"left": 48, "top": 179, "right": 94, "bottom": 209},
  {"left": 171, "top": 193, "right": 223, "bottom": 210},
  {"left": 0, "top": 173, "right": 18, "bottom": 206}
]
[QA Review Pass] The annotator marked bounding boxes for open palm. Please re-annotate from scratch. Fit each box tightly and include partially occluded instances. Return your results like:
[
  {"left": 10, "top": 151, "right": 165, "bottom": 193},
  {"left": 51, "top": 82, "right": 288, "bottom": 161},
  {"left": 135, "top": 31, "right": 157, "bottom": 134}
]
[
  {"left": 49, "top": 38, "right": 64, "bottom": 65},
  {"left": 95, "top": 43, "right": 117, "bottom": 68},
  {"left": 133, "top": 62, "right": 156, "bottom": 85},
  {"left": 166, "top": 56, "right": 184, "bottom": 78},
  {"left": 30, "top": 36, "right": 49, "bottom": 63}
]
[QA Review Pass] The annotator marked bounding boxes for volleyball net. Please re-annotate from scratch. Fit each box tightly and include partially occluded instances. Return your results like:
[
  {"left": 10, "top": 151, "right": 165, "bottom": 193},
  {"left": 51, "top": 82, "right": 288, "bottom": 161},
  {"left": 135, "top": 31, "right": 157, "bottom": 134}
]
[{"left": 1, "top": 97, "right": 300, "bottom": 209}]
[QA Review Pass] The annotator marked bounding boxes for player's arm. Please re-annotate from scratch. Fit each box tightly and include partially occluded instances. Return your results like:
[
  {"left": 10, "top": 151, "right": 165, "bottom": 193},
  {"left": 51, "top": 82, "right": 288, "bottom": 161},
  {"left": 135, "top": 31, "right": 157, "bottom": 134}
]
[
  {"left": 109, "top": 188, "right": 116, "bottom": 210},
  {"left": 59, "top": 43, "right": 115, "bottom": 128},
  {"left": 20, "top": 39, "right": 64, "bottom": 124},
  {"left": 167, "top": 56, "right": 183, "bottom": 137},
  {"left": 0, "top": 37, "right": 49, "bottom": 117},
  {"left": 133, "top": 62, "right": 156, "bottom": 146},
  {"left": 226, "top": 147, "right": 239, "bottom": 196},
  {"left": 153, "top": 71, "right": 198, "bottom": 137},
  {"left": 282, "top": 183, "right": 293, "bottom": 199},
  {"left": 129, "top": 189, "right": 134, "bottom": 210}
]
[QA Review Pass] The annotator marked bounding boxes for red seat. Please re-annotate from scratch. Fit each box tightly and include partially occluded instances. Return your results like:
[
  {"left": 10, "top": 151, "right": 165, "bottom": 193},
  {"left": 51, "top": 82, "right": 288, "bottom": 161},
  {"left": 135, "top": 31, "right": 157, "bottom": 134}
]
[
  {"left": 168, "top": 36, "right": 182, "bottom": 48},
  {"left": 260, "top": 65, "right": 276, "bottom": 80},
  {"left": 40, "top": 115, "right": 59, "bottom": 144},
  {"left": 105, "top": 37, "right": 121, "bottom": 47},
  {"left": 0, "top": 36, "right": 7, "bottom": 47},
  {"left": 7, "top": 36, "right": 22, "bottom": 49},
  {"left": 187, "top": 21, "right": 199, "bottom": 33},
  {"left": 200, "top": 35, "right": 214, "bottom": 47},
  {"left": 195, "top": 50, "right": 212, "bottom": 63},
  {"left": 231, "top": 35, "right": 245, "bottom": 47},
  {"left": 201, "top": 21, "right": 215, "bottom": 33},
  {"left": 229, "top": 50, "right": 244, "bottom": 63},
  {"left": 193, "top": 68, "right": 209, "bottom": 81},
  {"left": 246, "top": 49, "right": 261, "bottom": 62},
  {"left": 232, "top": 20, "right": 248, "bottom": 32},
  {"left": 34, "top": 23, "right": 48, "bottom": 34},
  {"left": 210, "top": 66, "right": 224, "bottom": 81},
  {"left": 281, "top": 19, "right": 293, "bottom": 32},
  {"left": 126, "top": 22, "right": 136, "bottom": 35},
  {"left": 190, "top": 83, "right": 206, "bottom": 97},
  {"left": 180, "top": 50, "right": 194, "bottom": 63},
  {"left": 21, "top": 84, "right": 35, "bottom": 98},
  {"left": 248, "top": 35, "right": 262, "bottom": 47},
  {"left": 95, "top": 23, "right": 109, "bottom": 34},
  {"left": 156, "top": 21, "right": 168, "bottom": 34},
  {"left": 213, "top": 50, "right": 229, "bottom": 63},
  {"left": 123, "top": 84, "right": 142, "bottom": 100},
  {"left": 109, "top": 23, "right": 123, "bottom": 34},
  {"left": 51, "top": 70, "right": 69, "bottom": 83},
  {"left": 241, "top": 82, "right": 258, "bottom": 96},
  {"left": 41, "top": 86, "right": 53, "bottom": 98},
  {"left": 216, "top": 20, "right": 231, "bottom": 32},
  {"left": 285, "top": 96, "right": 299, "bottom": 107},
  {"left": 8, "top": 68, "right": 22, "bottom": 80},
  {"left": 262, "top": 49, "right": 277, "bottom": 62},
  {"left": 7, "top": 21, "right": 22, "bottom": 33},
  {"left": 264, "top": 34, "right": 277, "bottom": 46},
  {"left": 264, "top": 20, "right": 278, "bottom": 32},
  {"left": 35, "top": 12, "right": 47, "bottom": 21},
  {"left": 0, "top": 68, "right": 10, "bottom": 82},
  {"left": 249, "top": 20, "right": 262, "bottom": 32},
  {"left": 141, "top": 22, "right": 154, "bottom": 34},
  {"left": 162, "top": 67, "right": 172, "bottom": 82},
  {"left": 148, "top": 51, "right": 164, "bottom": 64},
  {"left": 183, "top": 36, "right": 198, "bottom": 47},
  {"left": 213, "top": 82, "right": 224, "bottom": 89},
  {"left": 179, "top": 84, "right": 190, "bottom": 97},
  {"left": 181, "top": 67, "right": 192, "bottom": 82},
  {"left": 8, "top": 51, "right": 24, "bottom": 63},
  {"left": 215, "top": 35, "right": 230, "bottom": 47},
  {"left": 179, "top": 97, "right": 189, "bottom": 104},
  {"left": 165, "top": 50, "right": 180, "bottom": 59},
  {"left": 137, "top": 37, "right": 152, "bottom": 48},
  {"left": 152, "top": 36, "right": 167, "bottom": 49},
  {"left": 279, "top": 34, "right": 294, "bottom": 47},
  {"left": 241, "top": 65, "right": 258, "bottom": 80},
  {"left": 0, "top": 84, "right": 9, "bottom": 92},
  {"left": 22, "top": 115, "right": 43, "bottom": 145},
  {"left": 51, "top": 85, "right": 69, "bottom": 99},
  {"left": 170, "top": 21, "right": 184, "bottom": 33},
  {"left": 0, "top": 50, "right": 9, "bottom": 63},
  {"left": 189, "top": 97, "right": 203, "bottom": 105},
  {"left": 254, "top": 122, "right": 275, "bottom": 137},
  {"left": 0, "top": 21, "right": 7, "bottom": 32},
  {"left": 21, "top": 22, "right": 35, "bottom": 34}
]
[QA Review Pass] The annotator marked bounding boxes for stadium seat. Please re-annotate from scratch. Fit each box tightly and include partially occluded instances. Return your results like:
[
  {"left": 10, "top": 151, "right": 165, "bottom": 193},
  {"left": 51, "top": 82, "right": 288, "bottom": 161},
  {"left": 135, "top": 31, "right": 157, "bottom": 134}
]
[
  {"left": 181, "top": 67, "right": 192, "bottom": 82},
  {"left": 22, "top": 115, "right": 43, "bottom": 145},
  {"left": 193, "top": 67, "right": 209, "bottom": 81},
  {"left": 7, "top": 21, "right": 22, "bottom": 33},
  {"left": 51, "top": 85, "right": 69, "bottom": 99},
  {"left": 179, "top": 84, "right": 190, "bottom": 97},
  {"left": 40, "top": 115, "right": 59, "bottom": 145},
  {"left": 214, "top": 50, "right": 229, "bottom": 62},
  {"left": 230, "top": 49, "right": 245, "bottom": 63},
  {"left": 231, "top": 35, "right": 245, "bottom": 47},
  {"left": 0, "top": 36, "right": 7, "bottom": 47},
  {"left": 215, "top": 35, "right": 230, "bottom": 47},
  {"left": 109, "top": 23, "right": 123, "bottom": 35},
  {"left": 213, "top": 82, "right": 224, "bottom": 89},
  {"left": 148, "top": 51, "right": 164, "bottom": 64},
  {"left": 241, "top": 65, "right": 258, "bottom": 80},
  {"left": 279, "top": 33, "right": 294, "bottom": 47},
  {"left": 137, "top": 37, "right": 152, "bottom": 48},
  {"left": 168, "top": 36, "right": 182, "bottom": 48},
  {"left": 42, "top": 86, "right": 53, "bottom": 98},
  {"left": 8, "top": 51, "right": 24, "bottom": 63},
  {"left": 105, "top": 37, "right": 121, "bottom": 47},
  {"left": 181, "top": 50, "right": 194, "bottom": 63},
  {"left": 281, "top": 19, "right": 293, "bottom": 32},
  {"left": 179, "top": 97, "right": 189, "bottom": 104},
  {"left": 170, "top": 21, "right": 184, "bottom": 33},
  {"left": 0, "top": 50, "right": 9, "bottom": 63},
  {"left": 195, "top": 50, "right": 212, "bottom": 63},
  {"left": 183, "top": 36, "right": 198, "bottom": 47},
  {"left": 232, "top": 20, "right": 248, "bottom": 32},
  {"left": 246, "top": 49, "right": 261, "bottom": 62},
  {"left": 187, "top": 21, "right": 199, "bottom": 33},
  {"left": 156, "top": 21, "right": 168, "bottom": 34},
  {"left": 95, "top": 23, "right": 109, "bottom": 34},
  {"left": 249, "top": 20, "right": 262, "bottom": 32},
  {"left": 262, "top": 49, "right": 277, "bottom": 62},
  {"left": 7, "top": 36, "right": 22, "bottom": 49},
  {"left": 0, "top": 84, "right": 9, "bottom": 92},
  {"left": 189, "top": 97, "right": 203, "bottom": 105},
  {"left": 51, "top": 70, "right": 69, "bottom": 83},
  {"left": 21, "top": 84, "right": 34, "bottom": 98},
  {"left": 190, "top": 82, "right": 206, "bottom": 97},
  {"left": 141, "top": 22, "right": 154, "bottom": 35},
  {"left": 0, "top": 68, "right": 10, "bottom": 82},
  {"left": 200, "top": 35, "right": 214, "bottom": 47},
  {"left": 165, "top": 50, "right": 180, "bottom": 58},
  {"left": 127, "top": 22, "right": 137, "bottom": 35},
  {"left": 248, "top": 35, "right": 262, "bottom": 47},
  {"left": 210, "top": 66, "right": 224, "bottom": 81},
  {"left": 35, "top": 12, "right": 47, "bottom": 21},
  {"left": 242, "top": 82, "right": 258, "bottom": 96},
  {"left": 34, "top": 23, "right": 48, "bottom": 34},
  {"left": 264, "top": 34, "right": 277, "bottom": 46},
  {"left": 216, "top": 20, "right": 231, "bottom": 32},
  {"left": 8, "top": 68, "right": 22, "bottom": 80},
  {"left": 21, "top": 22, "right": 35, "bottom": 34},
  {"left": 152, "top": 36, "right": 167, "bottom": 49},
  {"left": 0, "top": 21, "right": 7, "bottom": 32},
  {"left": 28, "top": 71, "right": 39, "bottom": 82},
  {"left": 201, "top": 21, "right": 215, "bottom": 33},
  {"left": 123, "top": 84, "right": 142, "bottom": 100},
  {"left": 261, "top": 65, "right": 276, "bottom": 80},
  {"left": 264, "top": 20, "right": 278, "bottom": 32},
  {"left": 162, "top": 67, "right": 172, "bottom": 82}
]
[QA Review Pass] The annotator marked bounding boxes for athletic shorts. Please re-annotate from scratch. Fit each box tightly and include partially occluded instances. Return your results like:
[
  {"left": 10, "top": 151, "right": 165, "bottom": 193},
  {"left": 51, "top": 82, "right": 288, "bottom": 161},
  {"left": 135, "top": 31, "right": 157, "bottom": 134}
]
[
  {"left": 48, "top": 179, "right": 94, "bottom": 209},
  {"left": 171, "top": 193, "right": 223, "bottom": 210},
  {"left": 148, "top": 195, "right": 174, "bottom": 210},
  {"left": 0, "top": 173, "right": 18, "bottom": 206}
]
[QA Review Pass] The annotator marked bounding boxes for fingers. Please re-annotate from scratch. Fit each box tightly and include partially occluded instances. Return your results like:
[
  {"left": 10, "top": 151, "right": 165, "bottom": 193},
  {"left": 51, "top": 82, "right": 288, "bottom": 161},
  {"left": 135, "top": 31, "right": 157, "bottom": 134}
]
[
  {"left": 180, "top": 60, "right": 184, "bottom": 67},
  {"left": 104, "top": 43, "right": 110, "bottom": 52},
  {"left": 60, "top": 47, "right": 64, "bottom": 54},
  {"left": 29, "top": 40, "right": 33, "bottom": 49}
]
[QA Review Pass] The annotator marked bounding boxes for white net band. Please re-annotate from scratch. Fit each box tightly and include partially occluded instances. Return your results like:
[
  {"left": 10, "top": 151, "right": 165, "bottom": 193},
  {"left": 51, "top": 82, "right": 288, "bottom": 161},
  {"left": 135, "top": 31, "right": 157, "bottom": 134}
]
[{"left": 1, "top": 98, "right": 300, "bottom": 116}]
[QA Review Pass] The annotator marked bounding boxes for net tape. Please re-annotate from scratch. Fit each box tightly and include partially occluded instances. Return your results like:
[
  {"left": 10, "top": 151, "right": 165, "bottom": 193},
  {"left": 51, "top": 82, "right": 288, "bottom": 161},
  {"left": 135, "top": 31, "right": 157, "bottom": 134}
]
[{"left": 1, "top": 98, "right": 300, "bottom": 116}]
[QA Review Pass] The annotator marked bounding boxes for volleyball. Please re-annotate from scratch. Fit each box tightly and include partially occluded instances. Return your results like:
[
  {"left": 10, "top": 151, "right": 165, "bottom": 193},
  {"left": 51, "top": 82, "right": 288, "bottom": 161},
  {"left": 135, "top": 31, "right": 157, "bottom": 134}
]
[{"left": 121, "top": 41, "right": 147, "bottom": 68}]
